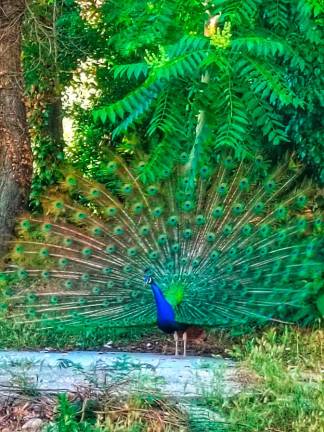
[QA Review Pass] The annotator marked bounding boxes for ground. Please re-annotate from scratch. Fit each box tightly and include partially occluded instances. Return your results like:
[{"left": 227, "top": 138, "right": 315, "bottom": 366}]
[
  {"left": 77, "top": 331, "right": 229, "bottom": 357},
  {"left": 0, "top": 326, "right": 322, "bottom": 432}
]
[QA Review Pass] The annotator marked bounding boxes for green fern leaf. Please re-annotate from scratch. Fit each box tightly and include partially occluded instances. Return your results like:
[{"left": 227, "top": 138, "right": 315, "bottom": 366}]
[{"left": 113, "top": 63, "right": 149, "bottom": 80}]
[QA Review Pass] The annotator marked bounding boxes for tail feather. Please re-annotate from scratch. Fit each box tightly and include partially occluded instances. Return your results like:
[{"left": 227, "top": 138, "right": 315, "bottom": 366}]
[{"left": 0, "top": 154, "right": 322, "bottom": 329}]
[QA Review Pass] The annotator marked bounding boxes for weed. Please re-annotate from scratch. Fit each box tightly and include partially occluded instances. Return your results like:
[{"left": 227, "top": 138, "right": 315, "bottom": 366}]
[
  {"left": 0, "top": 321, "right": 155, "bottom": 350},
  {"left": 45, "top": 393, "right": 101, "bottom": 432},
  {"left": 201, "top": 325, "right": 324, "bottom": 431}
]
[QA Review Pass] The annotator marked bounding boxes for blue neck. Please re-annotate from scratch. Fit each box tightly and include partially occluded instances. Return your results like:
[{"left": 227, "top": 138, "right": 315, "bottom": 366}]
[{"left": 150, "top": 281, "right": 175, "bottom": 324}]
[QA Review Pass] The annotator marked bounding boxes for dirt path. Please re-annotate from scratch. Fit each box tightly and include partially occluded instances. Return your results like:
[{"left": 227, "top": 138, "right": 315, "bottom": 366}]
[{"left": 0, "top": 350, "right": 240, "bottom": 398}]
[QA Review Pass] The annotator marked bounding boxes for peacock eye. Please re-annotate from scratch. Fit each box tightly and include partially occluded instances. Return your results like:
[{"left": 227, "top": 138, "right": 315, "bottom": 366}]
[
  {"left": 200, "top": 166, "right": 210, "bottom": 177},
  {"left": 255, "top": 155, "right": 263, "bottom": 163},
  {"left": 54, "top": 201, "right": 64, "bottom": 209},
  {"left": 122, "top": 184, "right": 133, "bottom": 194},
  {"left": 21, "top": 219, "right": 31, "bottom": 230},
  {"left": 180, "top": 152, "right": 188, "bottom": 163}
]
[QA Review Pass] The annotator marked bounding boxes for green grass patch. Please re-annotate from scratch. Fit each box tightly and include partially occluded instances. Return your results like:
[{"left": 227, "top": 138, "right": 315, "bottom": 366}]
[
  {"left": 202, "top": 325, "right": 323, "bottom": 431},
  {"left": 0, "top": 320, "right": 156, "bottom": 350},
  {"left": 44, "top": 392, "right": 188, "bottom": 432}
]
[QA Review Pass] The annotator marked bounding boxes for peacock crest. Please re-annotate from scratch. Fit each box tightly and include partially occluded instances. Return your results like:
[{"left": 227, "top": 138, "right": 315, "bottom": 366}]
[{"left": 0, "top": 153, "right": 323, "bottom": 331}]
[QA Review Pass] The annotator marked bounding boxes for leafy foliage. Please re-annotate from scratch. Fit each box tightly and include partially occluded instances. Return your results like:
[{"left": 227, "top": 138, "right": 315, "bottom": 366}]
[
  {"left": 45, "top": 394, "right": 102, "bottom": 432},
  {"left": 22, "top": 0, "right": 97, "bottom": 208},
  {"left": 90, "top": 0, "right": 323, "bottom": 182},
  {"left": 20, "top": 0, "right": 323, "bottom": 190}
]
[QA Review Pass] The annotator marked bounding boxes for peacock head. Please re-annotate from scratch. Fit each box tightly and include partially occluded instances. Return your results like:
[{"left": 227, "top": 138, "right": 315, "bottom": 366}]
[{"left": 144, "top": 269, "right": 153, "bottom": 285}]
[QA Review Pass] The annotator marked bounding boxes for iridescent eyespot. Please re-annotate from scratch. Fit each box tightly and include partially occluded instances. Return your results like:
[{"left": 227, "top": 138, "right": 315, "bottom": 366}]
[
  {"left": 167, "top": 215, "right": 178, "bottom": 226},
  {"left": 89, "top": 188, "right": 101, "bottom": 198},
  {"left": 121, "top": 183, "right": 133, "bottom": 194},
  {"left": 183, "top": 200, "right": 194, "bottom": 211},
  {"left": 113, "top": 225, "right": 125, "bottom": 235},
  {"left": 195, "top": 215, "right": 205, "bottom": 225},
  {"left": 179, "top": 152, "right": 188, "bottom": 163}
]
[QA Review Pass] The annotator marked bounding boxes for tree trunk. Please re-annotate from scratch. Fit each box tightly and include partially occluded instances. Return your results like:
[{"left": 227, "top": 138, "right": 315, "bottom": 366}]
[
  {"left": 47, "top": 94, "right": 64, "bottom": 144},
  {"left": 0, "top": 0, "right": 32, "bottom": 255}
]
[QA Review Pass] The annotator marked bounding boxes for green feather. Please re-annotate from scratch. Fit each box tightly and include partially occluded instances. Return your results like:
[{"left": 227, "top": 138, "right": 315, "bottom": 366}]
[
  {"left": 1, "top": 156, "right": 322, "bottom": 330},
  {"left": 165, "top": 282, "right": 185, "bottom": 308}
]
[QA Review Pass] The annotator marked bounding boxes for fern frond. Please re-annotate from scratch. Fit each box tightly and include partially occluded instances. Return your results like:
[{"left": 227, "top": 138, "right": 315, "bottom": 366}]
[
  {"left": 236, "top": 57, "right": 303, "bottom": 108},
  {"left": 297, "top": 0, "right": 324, "bottom": 18},
  {"left": 113, "top": 63, "right": 149, "bottom": 80},
  {"left": 214, "top": 0, "right": 262, "bottom": 25},
  {"left": 201, "top": 51, "right": 229, "bottom": 71},
  {"left": 153, "top": 36, "right": 209, "bottom": 80},
  {"left": 264, "top": 0, "right": 290, "bottom": 29},
  {"left": 296, "top": 0, "right": 323, "bottom": 43},
  {"left": 93, "top": 82, "right": 163, "bottom": 128},
  {"left": 147, "top": 91, "right": 172, "bottom": 137},
  {"left": 167, "top": 35, "right": 209, "bottom": 58},
  {"left": 111, "top": 103, "right": 153, "bottom": 139},
  {"left": 212, "top": 78, "right": 250, "bottom": 158},
  {"left": 244, "top": 91, "right": 288, "bottom": 146},
  {"left": 231, "top": 36, "right": 290, "bottom": 58},
  {"left": 147, "top": 90, "right": 188, "bottom": 137}
]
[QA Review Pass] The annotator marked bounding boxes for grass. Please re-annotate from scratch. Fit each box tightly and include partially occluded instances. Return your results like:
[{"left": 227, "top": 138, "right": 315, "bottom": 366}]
[
  {"left": 200, "top": 325, "right": 324, "bottom": 432},
  {"left": 40, "top": 388, "right": 187, "bottom": 432},
  {"left": 0, "top": 325, "right": 322, "bottom": 431},
  {"left": 0, "top": 320, "right": 157, "bottom": 350}
]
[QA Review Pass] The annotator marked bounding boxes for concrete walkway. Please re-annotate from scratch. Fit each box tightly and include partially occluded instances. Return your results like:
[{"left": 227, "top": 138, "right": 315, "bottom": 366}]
[{"left": 0, "top": 351, "right": 240, "bottom": 398}]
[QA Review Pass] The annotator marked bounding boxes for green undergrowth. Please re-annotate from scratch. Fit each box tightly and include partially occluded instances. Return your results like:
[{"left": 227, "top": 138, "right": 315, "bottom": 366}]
[
  {"left": 1, "top": 325, "right": 322, "bottom": 431},
  {"left": 200, "top": 325, "right": 324, "bottom": 432},
  {"left": 44, "top": 392, "right": 187, "bottom": 432},
  {"left": 0, "top": 321, "right": 156, "bottom": 350}
]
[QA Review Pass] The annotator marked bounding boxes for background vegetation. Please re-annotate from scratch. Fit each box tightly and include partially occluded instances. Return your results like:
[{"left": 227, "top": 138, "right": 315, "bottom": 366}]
[
  {"left": 22, "top": 0, "right": 323, "bottom": 198},
  {"left": 1, "top": 0, "right": 314, "bottom": 330},
  {"left": 0, "top": 0, "right": 322, "bottom": 337}
]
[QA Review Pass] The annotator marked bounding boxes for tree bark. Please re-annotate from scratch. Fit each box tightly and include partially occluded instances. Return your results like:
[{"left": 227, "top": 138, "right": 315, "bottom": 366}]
[
  {"left": 0, "top": 0, "right": 32, "bottom": 255},
  {"left": 47, "top": 94, "right": 64, "bottom": 144}
]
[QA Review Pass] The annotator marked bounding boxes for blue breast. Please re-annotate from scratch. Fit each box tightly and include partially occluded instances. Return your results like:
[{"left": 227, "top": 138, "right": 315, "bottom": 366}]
[
  {"left": 149, "top": 281, "right": 189, "bottom": 334},
  {"left": 150, "top": 281, "right": 177, "bottom": 329}
]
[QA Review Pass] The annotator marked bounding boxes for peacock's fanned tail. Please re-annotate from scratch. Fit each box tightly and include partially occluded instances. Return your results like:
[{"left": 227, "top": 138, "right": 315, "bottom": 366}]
[{"left": 0, "top": 155, "right": 322, "bottom": 330}]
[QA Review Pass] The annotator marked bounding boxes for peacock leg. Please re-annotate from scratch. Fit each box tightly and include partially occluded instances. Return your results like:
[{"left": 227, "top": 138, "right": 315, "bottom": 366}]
[
  {"left": 183, "top": 331, "right": 187, "bottom": 357},
  {"left": 174, "top": 331, "right": 179, "bottom": 356}
]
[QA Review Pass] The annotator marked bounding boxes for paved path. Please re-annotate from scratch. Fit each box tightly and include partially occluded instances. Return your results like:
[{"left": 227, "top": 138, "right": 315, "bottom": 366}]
[{"left": 0, "top": 351, "right": 240, "bottom": 398}]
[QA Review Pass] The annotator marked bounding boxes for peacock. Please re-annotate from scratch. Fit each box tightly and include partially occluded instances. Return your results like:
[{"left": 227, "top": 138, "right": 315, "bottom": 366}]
[{"left": 0, "top": 153, "right": 323, "bottom": 356}]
